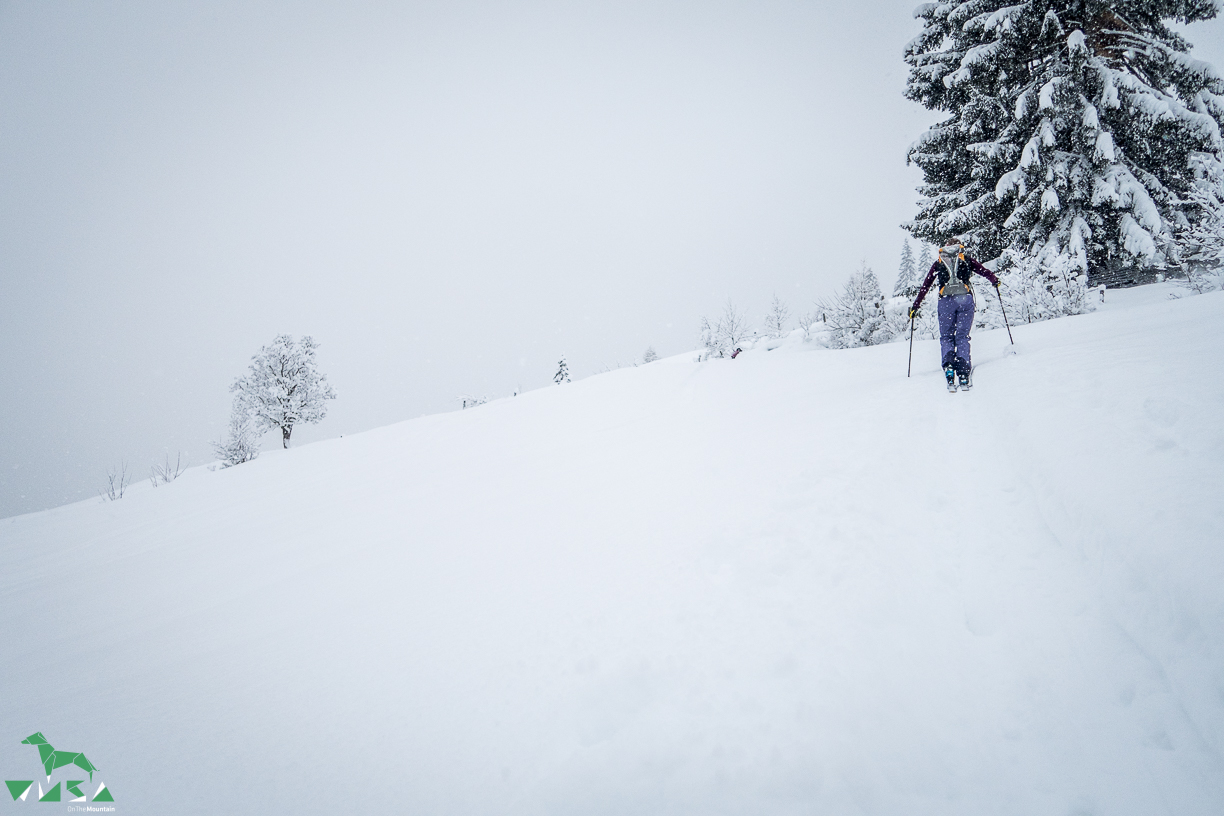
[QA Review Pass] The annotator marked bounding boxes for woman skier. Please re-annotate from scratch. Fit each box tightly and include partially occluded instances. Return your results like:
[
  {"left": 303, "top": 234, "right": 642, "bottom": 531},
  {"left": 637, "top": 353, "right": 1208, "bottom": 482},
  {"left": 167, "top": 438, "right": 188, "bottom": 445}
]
[{"left": 908, "top": 242, "right": 1000, "bottom": 391}]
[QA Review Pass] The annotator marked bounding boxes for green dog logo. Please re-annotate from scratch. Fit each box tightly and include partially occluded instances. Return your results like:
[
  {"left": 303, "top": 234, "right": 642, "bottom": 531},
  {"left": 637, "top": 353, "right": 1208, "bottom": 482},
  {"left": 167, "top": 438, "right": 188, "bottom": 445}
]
[
  {"left": 5, "top": 732, "right": 113, "bottom": 803},
  {"left": 20, "top": 732, "right": 99, "bottom": 781}
]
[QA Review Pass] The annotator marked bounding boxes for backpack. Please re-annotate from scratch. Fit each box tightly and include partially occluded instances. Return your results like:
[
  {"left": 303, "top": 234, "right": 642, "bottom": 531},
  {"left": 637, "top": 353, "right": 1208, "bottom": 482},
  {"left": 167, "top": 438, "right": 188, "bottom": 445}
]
[{"left": 937, "top": 245, "right": 972, "bottom": 298}]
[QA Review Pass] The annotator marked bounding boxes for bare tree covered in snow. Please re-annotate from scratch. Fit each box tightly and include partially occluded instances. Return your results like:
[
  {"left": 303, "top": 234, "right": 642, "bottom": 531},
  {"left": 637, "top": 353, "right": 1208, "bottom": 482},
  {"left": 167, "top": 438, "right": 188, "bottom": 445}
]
[
  {"left": 700, "top": 300, "right": 754, "bottom": 358},
  {"left": 764, "top": 295, "right": 791, "bottom": 338},
  {"left": 230, "top": 335, "right": 336, "bottom": 449},
  {"left": 717, "top": 299, "right": 752, "bottom": 349},
  {"left": 816, "top": 264, "right": 893, "bottom": 349}
]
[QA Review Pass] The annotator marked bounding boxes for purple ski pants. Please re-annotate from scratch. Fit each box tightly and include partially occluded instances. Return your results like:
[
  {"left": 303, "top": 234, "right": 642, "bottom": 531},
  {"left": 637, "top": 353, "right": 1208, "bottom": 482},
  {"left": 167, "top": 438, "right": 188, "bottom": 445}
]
[{"left": 937, "top": 293, "right": 975, "bottom": 376}]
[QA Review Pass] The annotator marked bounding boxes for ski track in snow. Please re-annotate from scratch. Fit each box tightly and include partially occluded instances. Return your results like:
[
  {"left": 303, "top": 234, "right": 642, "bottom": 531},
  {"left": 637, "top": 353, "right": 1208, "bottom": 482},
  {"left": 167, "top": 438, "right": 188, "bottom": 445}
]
[{"left": 1, "top": 285, "right": 1222, "bottom": 814}]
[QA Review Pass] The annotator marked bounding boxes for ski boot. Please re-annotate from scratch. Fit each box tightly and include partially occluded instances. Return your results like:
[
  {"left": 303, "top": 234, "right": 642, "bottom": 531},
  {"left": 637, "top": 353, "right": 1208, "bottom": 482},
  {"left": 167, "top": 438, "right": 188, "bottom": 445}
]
[
  {"left": 945, "top": 367, "right": 958, "bottom": 393},
  {"left": 958, "top": 370, "right": 972, "bottom": 391}
]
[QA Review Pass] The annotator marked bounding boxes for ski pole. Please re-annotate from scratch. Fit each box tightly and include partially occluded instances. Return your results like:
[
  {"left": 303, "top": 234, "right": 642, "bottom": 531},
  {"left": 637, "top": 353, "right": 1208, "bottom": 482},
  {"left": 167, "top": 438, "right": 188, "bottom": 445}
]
[
  {"left": 995, "top": 284, "right": 1014, "bottom": 345},
  {"left": 907, "top": 314, "right": 915, "bottom": 377}
]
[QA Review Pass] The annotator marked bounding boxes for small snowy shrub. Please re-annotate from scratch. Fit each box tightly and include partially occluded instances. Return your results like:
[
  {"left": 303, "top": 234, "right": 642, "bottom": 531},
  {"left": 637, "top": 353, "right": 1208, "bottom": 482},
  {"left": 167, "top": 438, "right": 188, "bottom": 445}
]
[
  {"left": 213, "top": 401, "right": 262, "bottom": 467},
  {"left": 1176, "top": 186, "right": 1224, "bottom": 294},
  {"left": 797, "top": 311, "right": 818, "bottom": 341},
  {"left": 1183, "top": 267, "right": 1222, "bottom": 294},
  {"left": 642, "top": 346, "right": 659, "bottom": 363},
  {"left": 100, "top": 461, "right": 130, "bottom": 501},
  {"left": 149, "top": 452, "right": 186, "bottom": 487}
]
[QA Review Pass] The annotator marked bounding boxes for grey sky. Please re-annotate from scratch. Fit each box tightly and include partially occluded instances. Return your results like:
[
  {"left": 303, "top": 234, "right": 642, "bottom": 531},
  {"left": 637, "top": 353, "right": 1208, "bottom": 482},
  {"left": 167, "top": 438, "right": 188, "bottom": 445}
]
[{"left": 4, "top": 1, "right": 1224, "bottom": 518}]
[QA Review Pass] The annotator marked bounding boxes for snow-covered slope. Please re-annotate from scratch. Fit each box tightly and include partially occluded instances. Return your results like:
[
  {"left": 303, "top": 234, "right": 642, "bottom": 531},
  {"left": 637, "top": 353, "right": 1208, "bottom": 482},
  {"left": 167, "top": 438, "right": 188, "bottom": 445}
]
[{"left": 2, "top": 286, "right": 1222, "bottom": 815}]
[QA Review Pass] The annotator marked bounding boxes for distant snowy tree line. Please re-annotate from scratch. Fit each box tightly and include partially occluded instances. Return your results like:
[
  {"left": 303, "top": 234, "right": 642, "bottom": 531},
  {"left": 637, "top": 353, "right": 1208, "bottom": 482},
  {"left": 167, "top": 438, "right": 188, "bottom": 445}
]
[{"left": 692, "top": 243, "right": 940, "bottom": 357}]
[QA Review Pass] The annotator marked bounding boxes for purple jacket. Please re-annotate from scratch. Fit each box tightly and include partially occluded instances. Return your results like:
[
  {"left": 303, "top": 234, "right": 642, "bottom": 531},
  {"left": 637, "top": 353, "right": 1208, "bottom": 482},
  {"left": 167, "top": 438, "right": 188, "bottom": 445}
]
[{"left": 911, "top": 255, "right": 999, "bottom": 311}]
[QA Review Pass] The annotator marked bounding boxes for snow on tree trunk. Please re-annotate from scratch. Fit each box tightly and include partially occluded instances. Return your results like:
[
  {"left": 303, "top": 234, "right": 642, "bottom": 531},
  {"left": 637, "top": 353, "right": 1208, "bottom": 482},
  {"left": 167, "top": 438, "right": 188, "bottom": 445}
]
[{"left": 904, "top": 0, "right": 1224, "bottom": 319}]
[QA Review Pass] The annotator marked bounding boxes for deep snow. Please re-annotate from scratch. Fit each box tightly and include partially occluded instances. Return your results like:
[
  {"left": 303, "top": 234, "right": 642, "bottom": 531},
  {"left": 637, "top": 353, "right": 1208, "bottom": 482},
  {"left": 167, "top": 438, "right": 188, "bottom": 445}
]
[{"left": 1, "top": 285, "right": 1222, "bottom": 814}]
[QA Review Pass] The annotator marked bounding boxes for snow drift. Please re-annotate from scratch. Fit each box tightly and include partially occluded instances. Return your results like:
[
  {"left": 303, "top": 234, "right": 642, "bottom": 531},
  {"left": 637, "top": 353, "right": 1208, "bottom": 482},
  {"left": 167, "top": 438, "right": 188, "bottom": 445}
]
[{"left": 2, "top": 286, "right": 1222, "bottom": 815}]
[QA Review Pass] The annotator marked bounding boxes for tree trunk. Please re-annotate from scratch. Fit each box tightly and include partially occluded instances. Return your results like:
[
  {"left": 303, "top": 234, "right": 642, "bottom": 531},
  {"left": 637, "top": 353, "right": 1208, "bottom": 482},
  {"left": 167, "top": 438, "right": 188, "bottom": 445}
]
[{"left": 282, "top": 425, "right": 292, "bottom": 448}]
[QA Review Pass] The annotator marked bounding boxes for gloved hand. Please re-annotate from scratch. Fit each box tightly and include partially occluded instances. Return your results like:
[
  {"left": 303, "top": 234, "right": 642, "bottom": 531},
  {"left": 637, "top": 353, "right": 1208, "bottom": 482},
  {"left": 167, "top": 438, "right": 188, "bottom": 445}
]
[
  {"left": 908, "top": 307, "right": 920, "bottom": 320},
  {"left": 993, "top": 280, "right": 1001, "bottom": 289}
]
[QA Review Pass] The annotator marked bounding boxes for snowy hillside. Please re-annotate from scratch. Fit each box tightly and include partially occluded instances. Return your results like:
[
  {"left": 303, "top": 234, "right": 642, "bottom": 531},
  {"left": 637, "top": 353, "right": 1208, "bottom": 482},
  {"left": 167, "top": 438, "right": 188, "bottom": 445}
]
[{"left": 2, "top": 285, "right": 1222, "bottom": 815}]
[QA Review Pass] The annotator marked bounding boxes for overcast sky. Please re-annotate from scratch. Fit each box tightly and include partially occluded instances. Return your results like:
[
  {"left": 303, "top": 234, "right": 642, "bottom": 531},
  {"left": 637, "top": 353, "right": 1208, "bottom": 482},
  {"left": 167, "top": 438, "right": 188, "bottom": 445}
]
[{"left": 4, "top": 1, "right": 1224, "bottom": 519}]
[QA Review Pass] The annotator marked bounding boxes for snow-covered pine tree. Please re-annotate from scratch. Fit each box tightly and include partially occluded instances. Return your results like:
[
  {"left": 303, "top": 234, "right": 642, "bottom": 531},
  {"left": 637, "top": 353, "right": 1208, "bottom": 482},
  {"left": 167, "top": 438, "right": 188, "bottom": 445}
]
[
  {"left": 554, "top": 356, "right": 570, "bottom": 384},
  {"left": 213, "top": 398, "right": 262, "bottom": 466},
  {"left": 916, "top": 242, "right": 933, "bottom": 279},
  {"left": 894, "top": 239, "right": 918, "bottom": 297},
  {"left": 642, "top": 346, "right": 659, "bottom": 363},
  {"left": 904, "top": 0, "right": 1224, "bottom": 320}
]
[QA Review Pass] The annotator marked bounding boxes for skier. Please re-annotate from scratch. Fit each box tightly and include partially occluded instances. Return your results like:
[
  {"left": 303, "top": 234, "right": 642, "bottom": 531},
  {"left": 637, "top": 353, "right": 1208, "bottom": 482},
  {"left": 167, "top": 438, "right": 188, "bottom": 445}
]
[{"left": 908, "top": 242, "right": 999, "bottom": 391}]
